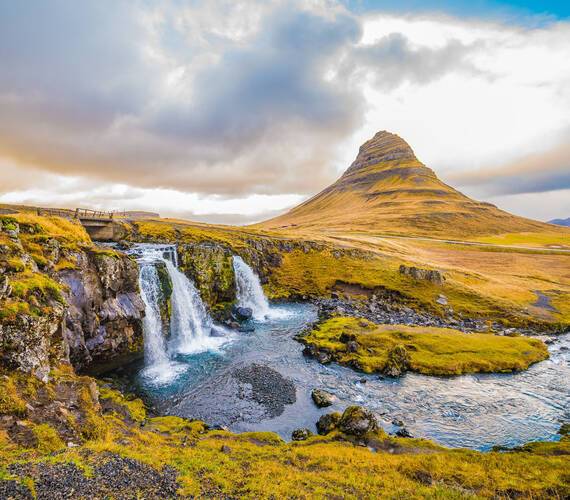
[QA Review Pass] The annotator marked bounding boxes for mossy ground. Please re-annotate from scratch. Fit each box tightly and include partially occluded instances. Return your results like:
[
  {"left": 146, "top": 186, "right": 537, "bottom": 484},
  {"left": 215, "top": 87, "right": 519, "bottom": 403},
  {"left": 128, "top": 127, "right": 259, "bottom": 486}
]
[
  {"left": 302, "top": 317, "right": 549, "bottom": 375},
  {"left": 1, "top": 404, "right": 568, "bottom": 498}
]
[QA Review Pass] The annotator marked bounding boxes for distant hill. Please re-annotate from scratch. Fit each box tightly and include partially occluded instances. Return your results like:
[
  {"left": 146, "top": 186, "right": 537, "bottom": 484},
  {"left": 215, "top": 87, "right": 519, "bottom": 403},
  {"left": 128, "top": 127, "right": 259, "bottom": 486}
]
[
  {"left": 257, "top": 131, "right": 558, "bottom": 239},
  {"left": 549, "top": 217, "right": 570, "bottom": 227}
]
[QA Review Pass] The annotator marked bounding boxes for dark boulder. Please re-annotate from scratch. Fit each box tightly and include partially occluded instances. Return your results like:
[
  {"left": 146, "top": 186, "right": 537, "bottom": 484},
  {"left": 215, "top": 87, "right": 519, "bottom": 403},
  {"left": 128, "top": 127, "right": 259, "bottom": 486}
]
[
  {"left": 232, "top": 305, "right": 253, "bottom": 321},
  {"left": 396, "top": 427, "right": 413, "bottom": 438},
  {"left": 311, "top": 389, "right": 335, "bottom": 408},
  {"left": 316, "top": 412, "right": 341, "bottom": 435},
  {"left": 291, "top": 428, "right": 313, "bottom": 441},
  {"left": 339, "top": 331, "right": 356, "bottom": 343},
  {"left": 316, "top": 351, "right": 332, "bottom": 364},
  {"left": 338, "top": 406, "right": 379, "bottom": 437},
  {"left": 346, "top": 341, "right": 359, "bottom": 353}
]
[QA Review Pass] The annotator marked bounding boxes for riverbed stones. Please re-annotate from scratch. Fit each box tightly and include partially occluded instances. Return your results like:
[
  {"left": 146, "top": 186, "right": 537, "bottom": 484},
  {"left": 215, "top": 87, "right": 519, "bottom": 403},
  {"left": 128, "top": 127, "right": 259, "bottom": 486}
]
[
  {"left": 338, "top": 406, "right": 379, "bottom": 436},
  {"left": 232, "top": 364, "right": 296, "bottom": 418},
  {"left": 317, "top": 412, "right": 342, "bottom": 435},
  {"left": 292, "top": 428, "right": 313, "bottom": 441},
  {"left": 311, "top": 389, "right": 335, "bottom": 408}
]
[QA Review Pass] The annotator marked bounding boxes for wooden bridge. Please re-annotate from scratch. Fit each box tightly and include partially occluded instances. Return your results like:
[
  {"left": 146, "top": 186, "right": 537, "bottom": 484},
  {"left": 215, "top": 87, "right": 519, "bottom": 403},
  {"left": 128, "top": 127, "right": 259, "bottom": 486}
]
[{"left": 37, "top": 207, "right": 121, "bottom": 241}]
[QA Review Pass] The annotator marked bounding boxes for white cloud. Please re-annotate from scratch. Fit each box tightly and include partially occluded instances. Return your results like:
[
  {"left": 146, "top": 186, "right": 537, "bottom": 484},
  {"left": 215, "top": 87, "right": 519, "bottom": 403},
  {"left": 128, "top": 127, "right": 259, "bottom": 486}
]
[{"left": 1, "top": 3, "right": 569, "bottom": 221}]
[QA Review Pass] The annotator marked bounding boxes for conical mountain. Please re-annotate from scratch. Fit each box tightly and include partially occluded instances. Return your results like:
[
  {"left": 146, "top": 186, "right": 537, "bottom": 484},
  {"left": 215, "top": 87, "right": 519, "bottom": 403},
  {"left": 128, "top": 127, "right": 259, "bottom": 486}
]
[{"left": 258, "top": 131, "right": 553, "bottom": 238}]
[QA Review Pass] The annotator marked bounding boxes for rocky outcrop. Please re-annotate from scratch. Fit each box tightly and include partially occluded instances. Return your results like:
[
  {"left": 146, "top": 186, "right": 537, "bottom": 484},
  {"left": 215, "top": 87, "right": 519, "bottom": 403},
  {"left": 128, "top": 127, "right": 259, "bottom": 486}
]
[
  {"left": 317, "top": 406, "right": 379, "bottom": 437},
  {"left": 338, "top": 406, "right": 379, "bottom": 436},
  {"left": 0, "top": 216, "right": 145, "bottom": 379},
  {"left": 0, "top": 306, "right": 66, "bottom": 383},
  {"left": 179, "top": 242, "right": 235, "bottom": 309},
  {"left": 58, "top": 250, "right": 145, "bottom": 371},
  {"left": 291, "top": 428, "right": 313, "bottom": 441},
  {"left": 399, "top": 265, "right": 444, "bottom": 286}
]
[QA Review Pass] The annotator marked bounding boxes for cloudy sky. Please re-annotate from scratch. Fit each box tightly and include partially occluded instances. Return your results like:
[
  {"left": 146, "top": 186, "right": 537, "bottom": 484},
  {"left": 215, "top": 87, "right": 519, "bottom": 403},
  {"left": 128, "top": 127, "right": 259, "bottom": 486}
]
[{"left": 1, "top": 0, "right": 569, "bottom": 223}]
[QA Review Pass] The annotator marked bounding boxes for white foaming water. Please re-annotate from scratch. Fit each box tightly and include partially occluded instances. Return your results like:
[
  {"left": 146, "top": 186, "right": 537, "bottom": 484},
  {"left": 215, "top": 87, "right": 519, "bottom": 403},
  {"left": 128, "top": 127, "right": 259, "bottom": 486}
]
[
  {"left": 232, "top": 256, "right": 270, "bottom": 321},
  {"left": 131, "top": 244, "right": 228, "bottom": 384},
  {"left": 231, "top": 255, "right": 291, "bottom": 321},
  {"left": 139, "top": 263, "right": 170, "bottom": 366},
  {"left": 163, "top": 260, "right": 225, "bottom": 354}
]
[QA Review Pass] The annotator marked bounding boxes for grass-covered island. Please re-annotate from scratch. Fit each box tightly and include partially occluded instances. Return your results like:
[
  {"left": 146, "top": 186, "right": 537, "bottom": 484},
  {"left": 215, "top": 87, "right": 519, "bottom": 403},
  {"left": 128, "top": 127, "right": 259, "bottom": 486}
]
[{"left": 300, "top": 317, "right": 549, "bottom": 376}]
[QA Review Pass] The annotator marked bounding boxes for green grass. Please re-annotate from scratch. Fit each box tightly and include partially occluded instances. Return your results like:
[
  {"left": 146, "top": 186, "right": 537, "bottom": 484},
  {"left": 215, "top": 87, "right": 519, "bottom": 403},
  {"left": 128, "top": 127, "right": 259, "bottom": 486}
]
[
  {"left": 475, "top": 231, "right": 570, "bottom": 248},
  {"left": 302, "top": 317, "right": 549, "bottom": 376}
]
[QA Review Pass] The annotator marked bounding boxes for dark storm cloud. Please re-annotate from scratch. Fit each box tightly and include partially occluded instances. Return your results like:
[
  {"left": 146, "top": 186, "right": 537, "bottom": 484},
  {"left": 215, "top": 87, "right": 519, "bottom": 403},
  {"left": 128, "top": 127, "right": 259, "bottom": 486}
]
[{"left": 0, "top": 1, "right": 483, "bottom": 198}]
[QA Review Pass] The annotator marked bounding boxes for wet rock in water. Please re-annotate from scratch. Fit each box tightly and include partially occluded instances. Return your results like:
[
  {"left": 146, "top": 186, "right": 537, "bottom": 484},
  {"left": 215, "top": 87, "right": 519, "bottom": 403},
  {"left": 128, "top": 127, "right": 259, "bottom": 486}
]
[
  {"left": 383, "top": 344, "right": 410, "bottom": 377},
  {"left": 311, "top": 389, "right": 335, "bottom": 408},
  {"left": 396, "top": 427, "right": 413, "bottom": 438},
  {"left": 338, "top": 406, "right": 379, "bottom": 437},
  {"left": 316, "top": 412, "right": 342, "bottom": 435},
  {"left": 209, "top": 326, "right": 227, "bottom": 337},
  {"left": 233, "top": 305, "right": 253, "bottom": 321},
  {"left": 238, "top": 324, "right": 255, "bottom": 333},
  {"left": 392, "top": 418, "right": 405, "bottom": 427},
  {"left": 292, "top": 428, "right": 313, "bottom": 441},
  {"left": 316, "top": 351, "right": 332, "bottom": 364}
]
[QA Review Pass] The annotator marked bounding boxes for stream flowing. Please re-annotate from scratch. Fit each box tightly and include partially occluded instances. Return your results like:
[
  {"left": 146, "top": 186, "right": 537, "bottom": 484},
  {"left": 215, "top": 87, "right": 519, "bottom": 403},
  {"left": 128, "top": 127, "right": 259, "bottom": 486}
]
[{"left": 121, "top": 244, "right": 569, "bottom": 451}]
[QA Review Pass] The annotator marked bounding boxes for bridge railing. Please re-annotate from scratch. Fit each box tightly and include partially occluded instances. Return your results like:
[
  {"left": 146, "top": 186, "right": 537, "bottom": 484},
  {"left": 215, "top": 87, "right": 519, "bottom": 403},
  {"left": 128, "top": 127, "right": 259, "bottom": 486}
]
[
  {"left": 74, "top": 208, "right": 114, "bottom": 220},
  {"left": 36, "top": 207, "right": 117, "bottom": 220}
]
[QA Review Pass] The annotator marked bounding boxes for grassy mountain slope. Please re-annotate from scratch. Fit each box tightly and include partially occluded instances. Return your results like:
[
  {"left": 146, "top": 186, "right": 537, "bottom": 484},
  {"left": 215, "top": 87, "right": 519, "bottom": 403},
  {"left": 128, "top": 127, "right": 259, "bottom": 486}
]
[{"left": 257, "top": 131, "right": 564, "bottom": 240}]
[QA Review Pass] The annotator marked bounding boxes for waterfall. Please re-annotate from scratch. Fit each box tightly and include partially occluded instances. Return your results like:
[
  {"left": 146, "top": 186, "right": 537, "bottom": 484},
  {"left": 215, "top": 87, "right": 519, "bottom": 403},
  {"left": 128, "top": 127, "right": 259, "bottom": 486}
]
[
  {"left": 138, "top": 263, "right": 170, "bottom": 366},
  {"left": 232, "top": 256, "right": 271, "bottom": 321},
  {"left": 163, "top": 260, "right": 213, "bottom": 354},
  {"left": 128, "top": 243, "right": 226, "bottom": 382}
]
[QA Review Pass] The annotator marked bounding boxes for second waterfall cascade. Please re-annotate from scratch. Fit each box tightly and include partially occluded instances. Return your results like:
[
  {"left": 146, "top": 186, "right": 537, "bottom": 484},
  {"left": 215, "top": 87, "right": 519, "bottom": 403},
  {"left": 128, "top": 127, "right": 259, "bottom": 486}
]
[{"left": 232, "top": 256, "right": 271, "bottom": 321}]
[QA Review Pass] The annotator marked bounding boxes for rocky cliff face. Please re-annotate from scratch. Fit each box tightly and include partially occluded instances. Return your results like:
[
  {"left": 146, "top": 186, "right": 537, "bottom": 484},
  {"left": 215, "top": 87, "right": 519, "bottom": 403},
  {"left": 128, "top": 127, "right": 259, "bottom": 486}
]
[
  {"left": 59, "top": 250, "right": 144, "bottom": 372},
  {"left": 179, "top": 242, "right": 236, "bottom": 310},
  {"left": 0, "top": 215, "right": 144, "bottom": 380}
]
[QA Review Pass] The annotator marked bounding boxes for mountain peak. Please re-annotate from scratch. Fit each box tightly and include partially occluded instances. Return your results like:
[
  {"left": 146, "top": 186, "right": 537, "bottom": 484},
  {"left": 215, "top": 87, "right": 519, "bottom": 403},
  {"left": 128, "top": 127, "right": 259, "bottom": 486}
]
[
  {"left": 257, "top": 129, "right": 552, "bottom": 238},
  {"left": 345, "top": 130, "right": 417, "bottom": 175}
]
